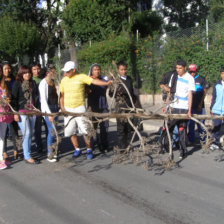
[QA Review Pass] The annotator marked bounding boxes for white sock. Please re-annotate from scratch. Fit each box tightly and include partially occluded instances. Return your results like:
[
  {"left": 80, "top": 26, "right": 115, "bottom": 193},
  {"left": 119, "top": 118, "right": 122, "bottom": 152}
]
[
  {"left": 75, "top": 148, "right": 80, "bottom": 151},
  {"left": 87, "top": 148, "right": 92, "bottom": 151}
]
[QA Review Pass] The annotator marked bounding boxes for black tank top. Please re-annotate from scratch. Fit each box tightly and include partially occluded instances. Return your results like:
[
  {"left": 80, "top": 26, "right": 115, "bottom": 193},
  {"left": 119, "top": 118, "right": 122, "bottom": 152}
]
[{"left": 47, "top": 83, "right": 58, "bottom": 107}]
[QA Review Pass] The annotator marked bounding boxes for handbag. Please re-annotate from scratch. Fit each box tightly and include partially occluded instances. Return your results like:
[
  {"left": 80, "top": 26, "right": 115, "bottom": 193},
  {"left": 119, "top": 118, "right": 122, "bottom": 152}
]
[{"left": 0, "top": 105, "right": 14, "bottom": 123}]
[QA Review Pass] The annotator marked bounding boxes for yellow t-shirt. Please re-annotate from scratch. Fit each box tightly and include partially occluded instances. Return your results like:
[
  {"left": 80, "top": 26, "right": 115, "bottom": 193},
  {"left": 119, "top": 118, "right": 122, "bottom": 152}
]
[{"left": 60, "top": 74, "right": 93, "bottom": 108}]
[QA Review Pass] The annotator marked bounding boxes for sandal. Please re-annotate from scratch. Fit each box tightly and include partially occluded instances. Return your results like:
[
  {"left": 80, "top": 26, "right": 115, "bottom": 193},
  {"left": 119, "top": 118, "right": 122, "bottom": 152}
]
[{"left": 25, "top": 158, "right": 40, "bottom": 165}]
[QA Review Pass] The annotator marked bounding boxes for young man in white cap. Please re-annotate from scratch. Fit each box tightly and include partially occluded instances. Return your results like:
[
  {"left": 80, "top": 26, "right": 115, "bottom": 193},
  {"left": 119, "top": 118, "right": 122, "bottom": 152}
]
[{"left": 60, "top": 61, "right": 112, "bottom": 160}]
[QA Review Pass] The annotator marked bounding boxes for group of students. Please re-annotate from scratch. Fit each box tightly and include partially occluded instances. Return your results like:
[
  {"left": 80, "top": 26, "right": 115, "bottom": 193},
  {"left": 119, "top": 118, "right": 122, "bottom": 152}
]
[
  {"left": 0, "top": 62, "right": 60, "bottom": 169},
  {"left": 159, "top": 59, "right": 224, "bottom": 158},
  {"left": 0, "top": 60, "right": 136, "bottom": 169},
  {"left": 2, "top": 58, "right": 223, "bottom": 169}
]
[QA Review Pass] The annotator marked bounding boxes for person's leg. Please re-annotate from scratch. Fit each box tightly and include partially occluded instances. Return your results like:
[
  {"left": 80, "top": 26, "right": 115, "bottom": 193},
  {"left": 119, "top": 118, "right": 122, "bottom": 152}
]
[
  {"left": 188, "top": 110, "right": 196, "bottom": 143},
  {"left": 44, "top": 116, "right": 53, "bottom": 156},
  {"left": 8, "top": 123, "right": 18, "bottom": 158},
  {"left": 0, "top": 122, "right": 7, "bottom": 169},
  {"left": 212, "top": 117, "right": 222, "bottom": 146},
  {"left": 99, "top": 119, "right": 109, "bottom": 151},
  {"left": 3, "top": 124, "right": 9, "bottom": 159},
  {"left": 76, "top": 115, "right": 93, "bottom": 159},
  {"left": 178, "top": 119, "right": 188, "bottom": 158},
  {"left": 34, "top": 115, "right": 43, "bottom": 151},
  {"left": 117, "top": 118, "right": 126, "bottom": 149},
  {"left": 197, "top": 108, "right": 206, "bottom": 142},
  {"left": 172, "top": 125, "right": 179, "bottom": 147},
  {"left": 0, "top": 122, "right": 7, "bottom": 161},
  {"left": 18, "top": 115, "right": 32, "bottom": 160}
]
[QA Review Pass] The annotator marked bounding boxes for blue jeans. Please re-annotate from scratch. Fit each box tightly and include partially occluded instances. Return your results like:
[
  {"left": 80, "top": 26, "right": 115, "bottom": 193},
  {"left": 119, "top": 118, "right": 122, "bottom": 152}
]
[
  {"left": 44, "top": 116, "right": 54, "bottom": 156},
  {"left": 18, "top": 115, "right": 36, "bottom": 160},
  {"left": 188, "top": 108, "right": 205, "bottom": 142}
]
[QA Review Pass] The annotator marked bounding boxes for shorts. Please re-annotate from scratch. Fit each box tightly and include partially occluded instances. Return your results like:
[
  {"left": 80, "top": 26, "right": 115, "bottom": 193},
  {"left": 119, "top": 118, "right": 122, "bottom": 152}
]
[{"left": 64, "top": 106, "right": 89, "bottom": 136}]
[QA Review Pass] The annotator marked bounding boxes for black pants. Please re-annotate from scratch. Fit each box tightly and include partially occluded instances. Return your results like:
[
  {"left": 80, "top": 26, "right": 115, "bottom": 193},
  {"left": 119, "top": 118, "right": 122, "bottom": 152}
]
[
  {"left": 4, "top": 121, "right": 18, "bottom": 152},
  {"left": 34, "top": 116, "right": 44, "bottom": 149},
  {"left": 92, "top": 108, "right": 109, "bottom": 151},
  {"left": 117, "top": 117, "right": 132, "bottom": 149}
]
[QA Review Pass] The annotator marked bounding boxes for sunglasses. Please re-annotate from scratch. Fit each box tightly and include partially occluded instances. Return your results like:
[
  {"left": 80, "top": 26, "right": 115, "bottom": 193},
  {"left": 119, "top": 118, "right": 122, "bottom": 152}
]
[{"left": 189, "top": 71, "right": 196, "bottom": 73}]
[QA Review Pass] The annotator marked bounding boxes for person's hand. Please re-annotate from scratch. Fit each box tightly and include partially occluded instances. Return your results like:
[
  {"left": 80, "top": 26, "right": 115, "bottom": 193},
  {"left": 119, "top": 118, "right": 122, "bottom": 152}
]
[
  {"left": 162, "top": 106, "right": 166, "bottom": 113},
  {"left": 210, "top": 110, "right": 213, "bottom": 116},
  {"left": 48, "top": 116, "right": 53, "bottom": 122},
  {"left": 107, "top": 80, "right": 113, "bottom": 86},
  {"left": 14, "top": 114, "right": 19, "bottom": 122},
  {"left": 187, "top": 110, "right": 191, "bottom": 118}
]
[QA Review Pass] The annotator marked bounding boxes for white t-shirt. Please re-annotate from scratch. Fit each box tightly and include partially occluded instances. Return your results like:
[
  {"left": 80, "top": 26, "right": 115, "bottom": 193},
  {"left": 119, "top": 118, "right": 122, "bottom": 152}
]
[{"left": 170, "top": 72, "right": 195, "bottom": 110}]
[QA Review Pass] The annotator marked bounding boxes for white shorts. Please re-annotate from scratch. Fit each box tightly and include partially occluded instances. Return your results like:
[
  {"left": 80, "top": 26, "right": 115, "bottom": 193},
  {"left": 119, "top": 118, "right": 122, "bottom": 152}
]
[{"left": 64, "top": 106, "right": 89, "bottom": 137}]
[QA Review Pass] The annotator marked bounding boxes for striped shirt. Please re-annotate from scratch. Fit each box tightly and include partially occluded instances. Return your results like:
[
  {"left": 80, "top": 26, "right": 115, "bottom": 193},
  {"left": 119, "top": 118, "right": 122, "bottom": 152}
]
[{"left": 170, "top": 72, "right": 195, "bottom": 110}]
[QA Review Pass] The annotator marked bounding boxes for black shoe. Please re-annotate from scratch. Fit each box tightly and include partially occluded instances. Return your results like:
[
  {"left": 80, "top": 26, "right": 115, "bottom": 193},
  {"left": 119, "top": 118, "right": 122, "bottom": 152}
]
[{"left": 179, "top": 151, "right": 185, "bottom": 159}]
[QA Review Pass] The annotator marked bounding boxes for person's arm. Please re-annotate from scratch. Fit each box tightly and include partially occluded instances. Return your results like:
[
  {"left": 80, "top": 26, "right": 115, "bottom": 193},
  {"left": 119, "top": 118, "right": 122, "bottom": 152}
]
[
  {"left": 59, "top": 92, "right": 65, "bottom": 112},
  {"left": 11, "top": 81, "right": 20, "bottom": 122},
  {"left": 160, "top": 84, "right": 170, "bottom": 93},
  {"left": 91, "top": 79, "right": 113, "bottom": 86},
  {"left": 39, "top": 80, "right": 54, "bottom": 122},
  {"left": 197, "top": 89, "right": 207, "bottom": 111},
  {"left": 39, "top": 80, "right": 51, "bottom": 114},
  {"left": 187, "top": 90, "right": 193, "bottom": 117},
  {"left": 210, "top": 84, "right": 217, "bottom": 115}
]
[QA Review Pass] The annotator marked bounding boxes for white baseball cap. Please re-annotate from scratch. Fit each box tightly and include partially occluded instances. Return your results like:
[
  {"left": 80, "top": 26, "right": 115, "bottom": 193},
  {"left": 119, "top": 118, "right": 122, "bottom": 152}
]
[{"left": 61, "top": 61, "right": 76, "bottom": 72}]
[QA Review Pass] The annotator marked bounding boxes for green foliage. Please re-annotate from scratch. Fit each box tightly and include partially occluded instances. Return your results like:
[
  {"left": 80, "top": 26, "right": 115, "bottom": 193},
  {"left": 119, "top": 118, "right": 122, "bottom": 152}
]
[
  {"left": 62, "top": 0, "right": 132, "bottom": 43},
  {"left": 77, "top": 34, "right": 133, "bottom": 74},
  {"left": 209, "top": 0, "right": 224, "bottom": 22},
  {"left": 135, "top": 34, "right": 163, "bottom": 93},
  {"left": 0, "top": 0, "right": 65, "bottom": 61},
  {"left": 163, "top": 0, "right": 209, "bottom": 30},
  {"left": 130, "top": 10, "right": 162, "bottom": 38},
  {"left": 0, "top": 17, "right": 41, "bottom": 61},
  {"left": 62, "top": 0, "right": 152, "bottom": 43}
]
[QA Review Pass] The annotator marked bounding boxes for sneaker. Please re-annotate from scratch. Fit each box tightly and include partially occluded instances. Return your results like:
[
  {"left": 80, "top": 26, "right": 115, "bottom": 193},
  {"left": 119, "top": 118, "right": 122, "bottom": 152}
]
[
  {"left": 72, "top": 150, "right": 81, "bottom": 158},
  {"left": 47, "top": 157, "right": 57, "bottom": 163},
  {"left": 0, "top": 161, "right": 7, "bottom": 170},
  {"left": 86, "top": 149, "right": 93, "bottom": 160},
  {"left": 210, "top": 143, "right": 219, "bottom": 151}
]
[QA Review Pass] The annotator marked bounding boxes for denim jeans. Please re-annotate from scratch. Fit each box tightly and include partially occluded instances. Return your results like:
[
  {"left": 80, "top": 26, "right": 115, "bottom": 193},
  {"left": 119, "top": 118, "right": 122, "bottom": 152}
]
[
  {"left": 44, "top": 116, "right": 54, "bottom": 156},
  {"left": 18, "top": 115, "right": 36, "bottom": 160}
]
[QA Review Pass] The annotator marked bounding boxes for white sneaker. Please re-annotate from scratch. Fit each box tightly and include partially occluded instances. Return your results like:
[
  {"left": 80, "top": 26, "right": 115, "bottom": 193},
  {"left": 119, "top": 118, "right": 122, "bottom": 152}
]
[
  {"left": 210, "top": 144, "right": 219, "bottom": 151},
  {"left": 47, "top": 157, "right": 57, "bottom": 163}
]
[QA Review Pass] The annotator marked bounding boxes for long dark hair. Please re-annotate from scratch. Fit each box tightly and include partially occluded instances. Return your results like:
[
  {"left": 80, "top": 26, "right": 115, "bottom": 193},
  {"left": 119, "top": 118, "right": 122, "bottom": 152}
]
[
  {"left": 2, "top": 61, "right": 12, "bottom": 77},
  {"left": 0, "top": 65, "right": 10, "bottom": 97},
  {"left": 16, "top": 65, "right": 33, "bottom": 83}
]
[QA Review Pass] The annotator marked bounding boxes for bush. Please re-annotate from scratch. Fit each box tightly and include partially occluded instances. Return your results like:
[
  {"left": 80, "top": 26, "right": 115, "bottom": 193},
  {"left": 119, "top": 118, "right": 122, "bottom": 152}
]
[{"left": 77, "top": 33, "right": 134, "bottom": 75}]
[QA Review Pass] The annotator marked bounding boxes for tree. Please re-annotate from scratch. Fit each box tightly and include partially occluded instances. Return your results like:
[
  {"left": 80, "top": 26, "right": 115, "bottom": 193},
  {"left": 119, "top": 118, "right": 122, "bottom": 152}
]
[
  {"left": 62, "top": 0, "right": 124, "bottom": 43},
  {"left": 130, "top": 10, "right": 162, "bottom": 38},
  {"left": 163, "top": 0, "right": 209, "bottom": 30},
  {"left": 209, "top": 0, "right": 224, "bottom": 22},
  {"left": 0, "top": 17, "right": 41, "bottom": 62},
  {"left": 0, "top": 0, "right": 67, "bottom": 61}
]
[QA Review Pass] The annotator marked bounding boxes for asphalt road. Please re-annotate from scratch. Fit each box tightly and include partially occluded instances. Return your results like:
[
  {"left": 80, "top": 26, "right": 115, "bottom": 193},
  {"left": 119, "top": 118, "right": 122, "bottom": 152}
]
[{"left": 0, "top": 120, "right": 224, "bottom": 224}]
